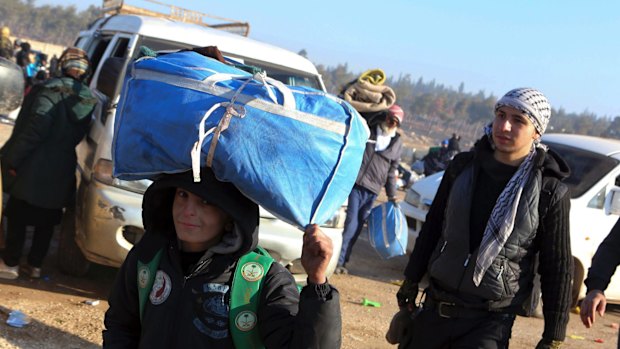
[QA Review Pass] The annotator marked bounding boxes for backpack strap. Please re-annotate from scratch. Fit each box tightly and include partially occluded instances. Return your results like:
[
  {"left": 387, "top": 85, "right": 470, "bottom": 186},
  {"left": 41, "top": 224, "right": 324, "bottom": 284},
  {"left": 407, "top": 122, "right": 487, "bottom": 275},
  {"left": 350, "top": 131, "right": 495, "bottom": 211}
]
[
  {"left": 137, "top": 248, "right": 164, "bottom": 323},
  {"left": 229, "top": 246, "right": 274, "bottom": 349}
]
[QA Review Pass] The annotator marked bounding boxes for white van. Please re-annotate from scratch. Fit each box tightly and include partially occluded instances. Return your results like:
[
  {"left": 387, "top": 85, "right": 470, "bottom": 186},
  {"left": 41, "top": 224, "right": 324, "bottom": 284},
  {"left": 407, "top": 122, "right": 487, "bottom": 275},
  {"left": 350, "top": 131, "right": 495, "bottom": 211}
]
[{"left": 58, "top": 12, "right": 345, "bottom": 283}]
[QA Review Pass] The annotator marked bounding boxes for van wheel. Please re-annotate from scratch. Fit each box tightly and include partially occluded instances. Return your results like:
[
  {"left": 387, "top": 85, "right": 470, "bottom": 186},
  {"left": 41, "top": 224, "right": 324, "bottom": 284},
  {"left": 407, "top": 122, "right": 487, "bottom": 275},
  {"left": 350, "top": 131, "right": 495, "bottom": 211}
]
[{"left": 57, "top": 206, "right": 90, "bottom": 276}]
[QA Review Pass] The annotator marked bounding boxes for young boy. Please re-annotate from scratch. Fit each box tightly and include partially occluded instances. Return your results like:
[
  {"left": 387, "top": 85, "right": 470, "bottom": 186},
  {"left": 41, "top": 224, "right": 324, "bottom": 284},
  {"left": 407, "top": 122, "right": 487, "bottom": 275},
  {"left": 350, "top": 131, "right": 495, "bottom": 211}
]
[{"left": 103, "top": 168, "right": 341, "bottom": 348}]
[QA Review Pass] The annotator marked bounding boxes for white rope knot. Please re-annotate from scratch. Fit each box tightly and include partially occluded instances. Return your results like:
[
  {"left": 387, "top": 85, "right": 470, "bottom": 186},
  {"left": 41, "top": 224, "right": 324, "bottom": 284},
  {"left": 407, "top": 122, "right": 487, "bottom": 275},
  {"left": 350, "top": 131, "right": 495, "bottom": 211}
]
[
  {"left": 253, "top": 71, "right": 278, "bottom": 104},
  {"left": 190, "top": 70, "right": 291, "bottom": 182},
  {"left": 190, "top": 102, "right": 248, "bottom": 182}
]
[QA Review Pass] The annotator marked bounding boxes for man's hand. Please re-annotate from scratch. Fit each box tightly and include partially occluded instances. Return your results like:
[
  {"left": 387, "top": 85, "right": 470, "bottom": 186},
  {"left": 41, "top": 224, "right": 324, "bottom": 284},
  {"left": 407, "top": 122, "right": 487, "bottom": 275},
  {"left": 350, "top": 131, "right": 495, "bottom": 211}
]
[
  {"left": 580, "top": 289, "right": 607, "bottom": 328},
  {"left": 388, "top": 196, "right": 400, "bottom": 207},
  {"left": 387, "top": 280, "right": 420, "bottom": 344},
  {"left": 301, "top": 224, "right": 333, "bottom": 284},
  {"left": 535, "top": 339, "right": 563, "bottom": 349},
  {"left": 396, "top": 279, "right": 418, "bottom": 311}
]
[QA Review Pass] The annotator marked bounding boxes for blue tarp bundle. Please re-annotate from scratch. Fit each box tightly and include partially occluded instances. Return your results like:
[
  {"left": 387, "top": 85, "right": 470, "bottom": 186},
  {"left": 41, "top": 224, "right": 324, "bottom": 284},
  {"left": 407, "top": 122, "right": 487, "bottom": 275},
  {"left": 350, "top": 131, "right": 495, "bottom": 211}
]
[
  {"left": 112, "top": 51, "right": 369, "bottom": 228},
  {"left": 368, "top": 201, "right": 408, "bottom": 259}
]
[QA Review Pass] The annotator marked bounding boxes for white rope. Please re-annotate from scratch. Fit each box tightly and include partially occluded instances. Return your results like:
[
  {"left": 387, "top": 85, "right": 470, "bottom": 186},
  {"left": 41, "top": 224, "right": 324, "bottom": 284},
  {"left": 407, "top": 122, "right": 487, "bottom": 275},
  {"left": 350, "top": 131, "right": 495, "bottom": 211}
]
[
  {"left": 254, "top": 71, "right": 278, "bottom": 104},
  {"left": 191, "top": 103, "right": 221, "bottom": 182},
  {"left": 191, "top": 78, "right": 253, "bottom": 182}
]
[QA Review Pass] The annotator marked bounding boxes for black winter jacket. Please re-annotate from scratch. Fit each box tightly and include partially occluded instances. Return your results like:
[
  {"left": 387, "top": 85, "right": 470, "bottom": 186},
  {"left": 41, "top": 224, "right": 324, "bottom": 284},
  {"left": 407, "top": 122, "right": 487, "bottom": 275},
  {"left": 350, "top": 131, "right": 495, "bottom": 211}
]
[
  {"left": 584, "top": 218, "right": 620, "bottom": 293},
  {"left": 355, "top": 116, "right": 402, "bottom": 198},
  {"left": 103, "top": 170, "right": 341, "bottom": 349},
  {"left": 0, "top": 77, "right": 95, "bottom": 209},
  {"left": 404, "top": 136, "right": 573, "bottom": 341}
]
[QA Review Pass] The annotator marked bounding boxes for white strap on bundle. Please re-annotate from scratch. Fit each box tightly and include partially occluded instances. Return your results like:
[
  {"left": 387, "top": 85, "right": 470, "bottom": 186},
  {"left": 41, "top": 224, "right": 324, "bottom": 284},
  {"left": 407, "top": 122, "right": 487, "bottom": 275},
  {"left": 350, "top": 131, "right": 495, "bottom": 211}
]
[{"left": 191, "top": 72, "right": 298, "bottom": 182}]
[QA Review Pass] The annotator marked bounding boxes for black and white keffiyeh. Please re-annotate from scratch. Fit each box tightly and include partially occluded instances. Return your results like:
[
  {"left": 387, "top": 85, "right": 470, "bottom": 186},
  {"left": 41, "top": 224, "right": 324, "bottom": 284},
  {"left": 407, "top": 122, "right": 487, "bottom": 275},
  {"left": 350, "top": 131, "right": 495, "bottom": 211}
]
[
  {"left": 473, "top": 124, "right": 541, "bottom": 286},
  {"left": 495, "top": 88, "right": 551, "bottom": 135}
]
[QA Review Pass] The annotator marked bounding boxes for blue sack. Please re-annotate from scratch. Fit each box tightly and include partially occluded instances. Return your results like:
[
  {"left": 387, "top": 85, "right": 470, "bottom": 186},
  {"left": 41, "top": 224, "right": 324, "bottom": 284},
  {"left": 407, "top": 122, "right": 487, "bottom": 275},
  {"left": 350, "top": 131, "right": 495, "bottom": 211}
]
[
  {"left": 368, "top": 201, "right": 408, "bottom": 259},
  {"left": 112, "top": 51, "right": 369, "bottom": 228}
]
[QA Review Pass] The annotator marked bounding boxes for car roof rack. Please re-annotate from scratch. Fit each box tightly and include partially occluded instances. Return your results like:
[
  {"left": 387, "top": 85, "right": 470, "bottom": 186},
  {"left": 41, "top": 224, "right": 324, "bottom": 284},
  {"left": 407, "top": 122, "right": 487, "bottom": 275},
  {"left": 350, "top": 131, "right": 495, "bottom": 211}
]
[{"left": 101, "top": 0, "right": 251, "bottom": 36}]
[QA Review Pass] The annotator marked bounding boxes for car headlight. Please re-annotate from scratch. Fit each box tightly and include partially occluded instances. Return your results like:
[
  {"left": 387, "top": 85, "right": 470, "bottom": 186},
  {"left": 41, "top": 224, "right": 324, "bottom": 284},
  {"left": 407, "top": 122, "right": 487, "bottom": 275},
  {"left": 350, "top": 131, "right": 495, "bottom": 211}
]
[
  {"left": 321, "top": 206, "right": 347, "bottom": 229},
  {"left": 93, "top": 159, "right": 152, "bottom": 194},
  {"left": 405, "top": 189, "right": 421, "bottom": 207}
]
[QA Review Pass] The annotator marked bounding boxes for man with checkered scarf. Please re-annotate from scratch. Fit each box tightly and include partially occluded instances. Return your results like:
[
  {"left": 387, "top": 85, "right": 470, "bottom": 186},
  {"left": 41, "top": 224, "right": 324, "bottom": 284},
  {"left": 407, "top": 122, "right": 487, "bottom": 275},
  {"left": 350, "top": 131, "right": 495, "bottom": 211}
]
[{"left": 388, "top": 88, "right": 572, "bottom": 349}]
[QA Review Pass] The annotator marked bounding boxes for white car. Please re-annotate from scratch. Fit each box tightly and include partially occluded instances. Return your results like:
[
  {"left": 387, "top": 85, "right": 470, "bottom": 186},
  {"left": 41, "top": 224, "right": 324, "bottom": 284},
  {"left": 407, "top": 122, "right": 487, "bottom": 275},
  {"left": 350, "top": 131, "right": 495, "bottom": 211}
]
[
  {"left": 401, "top": 133, "right": 620, "bottom": 305},
  {"left": 57, "top": 10, "right": 344, "bottom": 284}
]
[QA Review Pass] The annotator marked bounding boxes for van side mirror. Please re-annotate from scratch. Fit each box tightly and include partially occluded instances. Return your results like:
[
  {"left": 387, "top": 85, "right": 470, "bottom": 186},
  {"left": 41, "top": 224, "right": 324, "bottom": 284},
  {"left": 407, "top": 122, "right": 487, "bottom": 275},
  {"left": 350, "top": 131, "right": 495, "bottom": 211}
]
[
  {"left": 604, "top": 186, "right": 620, "bottom": 216},
  {"left": 96, "top": 57, "right": 126, "bottom": 101}
]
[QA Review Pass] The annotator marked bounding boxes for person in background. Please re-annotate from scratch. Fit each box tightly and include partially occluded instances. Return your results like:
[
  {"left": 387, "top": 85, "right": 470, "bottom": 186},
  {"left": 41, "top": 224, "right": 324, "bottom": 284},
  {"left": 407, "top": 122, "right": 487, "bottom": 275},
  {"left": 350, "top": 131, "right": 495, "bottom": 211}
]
[
  {"left": 49, "top": 54, "right": 58, "bottom": 77},
  {"left": 0, "top": 47, "right": 96, "bottom": 279},
  {"left": 448, "top": 133, "right": 461, "bottom": 153},
  {"left": 334, "top": 104, "right": 404, "bottom": 275},
  {"left": 103, "top": 168, "right": 341, "bottom": 348},
  {"left": 580, "top": 218, "right": 620, "bottom": 348},
  {"left": 12, "top": 39, "right": 21, "bottom": 58},
  {"left": 389, "top": 88, "right": 572, "bottom": 349},
  {"left": 14, "top": 41, "right": 30, "bottom": 70},
  {"left": 0, "top": 26, "right": 14, "bottom": 60},
  {"left": 422, "top": 140, "right": 451, "bottom": 177},
  {"left": 25, "top": 52, "right": 48, "bottom": 92}
]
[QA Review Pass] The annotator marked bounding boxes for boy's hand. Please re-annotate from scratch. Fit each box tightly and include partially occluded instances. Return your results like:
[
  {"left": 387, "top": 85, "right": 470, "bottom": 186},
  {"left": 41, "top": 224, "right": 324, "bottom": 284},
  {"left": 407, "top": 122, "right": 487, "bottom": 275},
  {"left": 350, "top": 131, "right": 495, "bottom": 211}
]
[{"left": 301, "top": 224, "right": 333, "bottom": 284}]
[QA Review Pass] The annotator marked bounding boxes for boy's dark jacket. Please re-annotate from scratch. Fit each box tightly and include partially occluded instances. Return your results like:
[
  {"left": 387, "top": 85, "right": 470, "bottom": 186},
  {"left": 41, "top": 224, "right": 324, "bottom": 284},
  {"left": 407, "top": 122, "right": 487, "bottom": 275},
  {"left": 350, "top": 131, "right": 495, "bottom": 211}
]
[
  {"left": 103, "top": 169, "right": 341, "bottom": 348},
  {"left": 404, "top": 136, "right": 573, "bottom": 342}
]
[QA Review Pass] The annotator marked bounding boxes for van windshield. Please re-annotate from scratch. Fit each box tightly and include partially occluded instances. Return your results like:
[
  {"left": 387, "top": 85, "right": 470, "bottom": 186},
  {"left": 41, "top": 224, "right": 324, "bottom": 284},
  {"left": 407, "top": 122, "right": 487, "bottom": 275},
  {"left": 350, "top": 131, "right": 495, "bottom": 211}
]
[{"left": 137, "top": 36, "right": 323, "bottom": 90}]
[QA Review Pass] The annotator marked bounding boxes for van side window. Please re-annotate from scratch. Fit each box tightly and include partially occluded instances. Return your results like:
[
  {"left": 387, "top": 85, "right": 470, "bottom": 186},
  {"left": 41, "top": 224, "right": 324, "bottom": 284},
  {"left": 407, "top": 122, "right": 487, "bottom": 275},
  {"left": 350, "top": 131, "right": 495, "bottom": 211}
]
[
  {"left": 111, "top": 38, "right": 130, "bottom": 58},
  {"left": 87, "top": 36, "right": 113, "bottom": 82},
  {"left": 94, "top": 37, "right": 131, "bottom": 125}
]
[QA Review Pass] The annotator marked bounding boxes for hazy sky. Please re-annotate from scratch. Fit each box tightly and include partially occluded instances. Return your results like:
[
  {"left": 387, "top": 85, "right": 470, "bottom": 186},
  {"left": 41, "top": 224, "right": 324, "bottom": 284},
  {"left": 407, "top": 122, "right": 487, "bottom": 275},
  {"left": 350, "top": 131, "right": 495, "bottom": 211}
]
[{"left": 36, "top": 0, "right": 620, "bottom": 117}]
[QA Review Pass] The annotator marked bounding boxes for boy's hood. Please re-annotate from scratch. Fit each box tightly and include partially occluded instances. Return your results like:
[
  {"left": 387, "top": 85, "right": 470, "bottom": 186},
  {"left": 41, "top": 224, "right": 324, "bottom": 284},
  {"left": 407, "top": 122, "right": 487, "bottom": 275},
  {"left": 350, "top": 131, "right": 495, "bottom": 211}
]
[{"left": 142, "top": 168, "right": 259, "bottom": 259}]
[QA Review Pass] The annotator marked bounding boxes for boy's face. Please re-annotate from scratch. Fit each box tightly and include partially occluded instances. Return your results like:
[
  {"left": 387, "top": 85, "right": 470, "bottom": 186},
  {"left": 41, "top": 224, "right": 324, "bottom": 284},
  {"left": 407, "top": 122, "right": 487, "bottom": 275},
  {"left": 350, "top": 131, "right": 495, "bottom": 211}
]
[
  {"left": 172, "top": 188, "right": 231, "bottom": 252},
  {"left": 492, "top": 106, "right": 540, "bottom": 158}
]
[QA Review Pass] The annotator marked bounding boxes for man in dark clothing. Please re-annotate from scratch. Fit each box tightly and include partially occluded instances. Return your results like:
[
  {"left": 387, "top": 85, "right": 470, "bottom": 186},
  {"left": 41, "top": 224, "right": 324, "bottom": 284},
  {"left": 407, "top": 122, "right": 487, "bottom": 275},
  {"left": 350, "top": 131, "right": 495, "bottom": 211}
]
[
  {"left": 15, "top": 42, "right": 31, "bottom": 70},
  {"left": 388, "top": 88, "right": 572, "bottom": 349},
  {"left": 0, "top": 47, "right": 96, "bottom": 279},
  {"left": 103, "top": 168, "right": 341, "bottom": 348},
  {"left": 448, "top": 133, "right": 461, "bottom": 153},
  {"left": 423, "top": 140, "right": 451, "bottom": 177},
  {"left": 580, "top": 218, "right": 620, "bottom": 348},
  {"left": 335, "top": 104, "right": 404, "bottom": 274}
]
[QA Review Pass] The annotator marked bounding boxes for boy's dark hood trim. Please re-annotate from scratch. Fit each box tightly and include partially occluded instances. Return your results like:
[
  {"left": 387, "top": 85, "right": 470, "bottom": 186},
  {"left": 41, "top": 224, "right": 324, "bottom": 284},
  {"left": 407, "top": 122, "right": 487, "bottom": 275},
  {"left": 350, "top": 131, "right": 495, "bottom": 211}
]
[{"left": 142, "top": 168, "right": 259, "bottom": 259}]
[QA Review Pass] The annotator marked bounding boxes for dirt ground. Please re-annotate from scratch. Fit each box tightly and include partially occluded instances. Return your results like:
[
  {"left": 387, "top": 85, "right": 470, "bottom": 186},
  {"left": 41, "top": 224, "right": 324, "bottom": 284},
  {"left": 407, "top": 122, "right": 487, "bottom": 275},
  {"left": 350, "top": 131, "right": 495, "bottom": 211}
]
[
  {"left": 0, "top": 232, "right": 619, "bottom": 349},
  {"left": 0, "top": 121, "right": 618, "bottom": 348}
]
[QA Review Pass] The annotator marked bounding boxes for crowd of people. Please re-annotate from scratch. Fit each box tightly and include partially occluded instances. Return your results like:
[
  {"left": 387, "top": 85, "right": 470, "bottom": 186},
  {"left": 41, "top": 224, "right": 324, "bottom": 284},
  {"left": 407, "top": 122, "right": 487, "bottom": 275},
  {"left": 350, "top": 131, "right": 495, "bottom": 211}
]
[
  {"left": 0, "top": 26, "right": 59, "bottom": 95},
  {"left": 0, "top": 30, "right": 619, "bottom": 348}
]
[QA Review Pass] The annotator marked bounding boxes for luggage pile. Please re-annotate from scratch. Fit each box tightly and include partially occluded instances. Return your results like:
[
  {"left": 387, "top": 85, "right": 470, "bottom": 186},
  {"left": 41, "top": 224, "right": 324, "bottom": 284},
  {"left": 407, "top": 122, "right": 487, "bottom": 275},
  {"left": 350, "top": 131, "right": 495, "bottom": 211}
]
[
  {"left": 112, "top": 49, "right": 370, "bottom": 228},
  {"left": 340, "top": 68, "right": 396, "bottom": 114}
]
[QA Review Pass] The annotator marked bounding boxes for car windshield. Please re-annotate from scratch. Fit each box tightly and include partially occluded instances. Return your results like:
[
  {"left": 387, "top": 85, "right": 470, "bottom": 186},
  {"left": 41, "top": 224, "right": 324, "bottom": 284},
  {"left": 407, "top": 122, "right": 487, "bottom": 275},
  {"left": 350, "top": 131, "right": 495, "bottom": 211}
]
[
  {"left": 137, "top": 36, "right": 322, "bottom": 90},
  {"left": 546, "top": 141, "right": 619, "bottom": 198}
]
